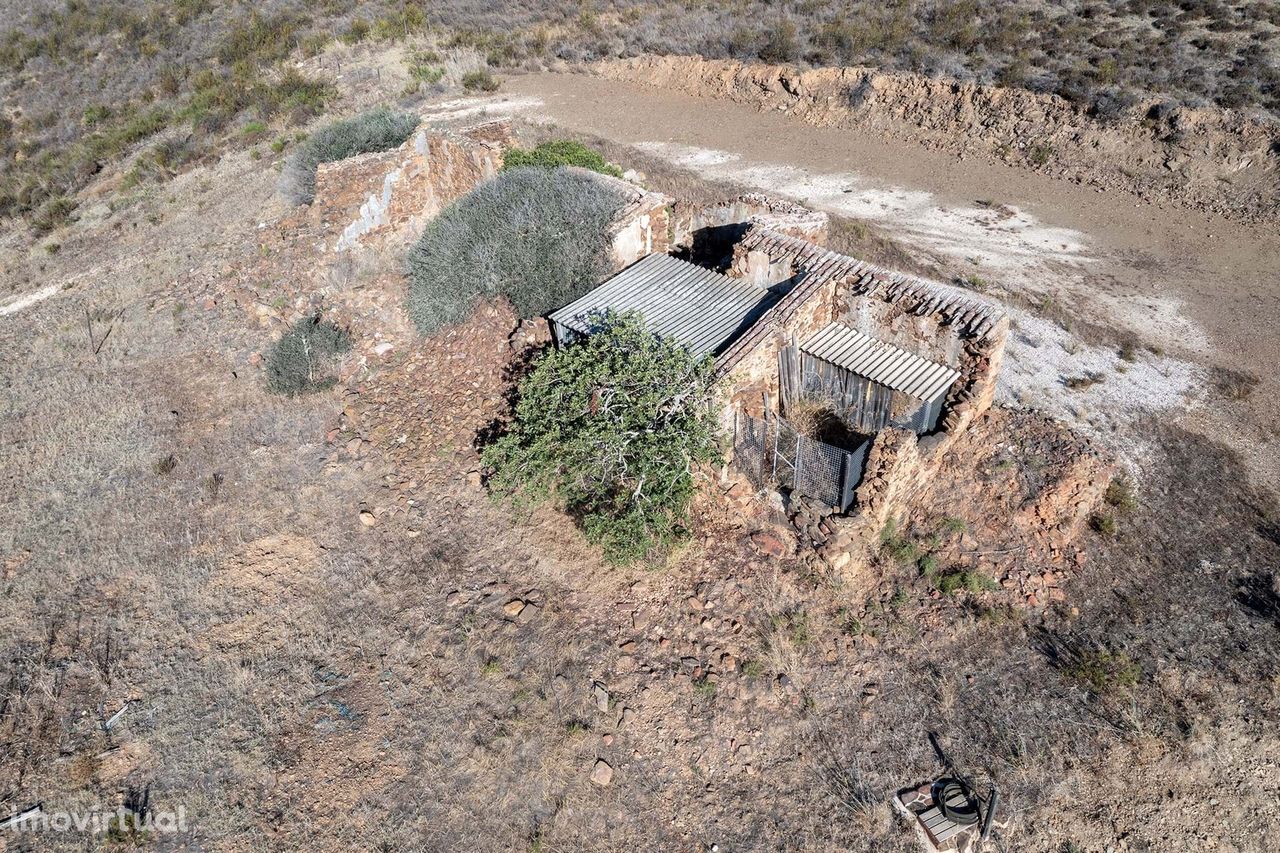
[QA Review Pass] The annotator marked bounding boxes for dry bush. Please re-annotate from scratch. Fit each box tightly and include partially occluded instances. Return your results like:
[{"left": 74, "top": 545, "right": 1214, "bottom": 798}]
[
  {"left": 264, "top": 314, "right": 352, "bottom": 396},
  {"left": 786, "top": 396, "right": 839, "bottom": 442}
]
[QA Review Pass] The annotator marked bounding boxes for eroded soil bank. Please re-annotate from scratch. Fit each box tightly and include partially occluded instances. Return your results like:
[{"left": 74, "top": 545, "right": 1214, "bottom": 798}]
[{"left": 592, "top": 55, "right": 1280, "bottom": 225}]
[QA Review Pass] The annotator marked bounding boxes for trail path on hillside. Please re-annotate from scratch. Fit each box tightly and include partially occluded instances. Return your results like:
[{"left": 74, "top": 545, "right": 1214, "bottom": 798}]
[{"left": 490, "top": 71, "right": 1278, "bottom": 487}]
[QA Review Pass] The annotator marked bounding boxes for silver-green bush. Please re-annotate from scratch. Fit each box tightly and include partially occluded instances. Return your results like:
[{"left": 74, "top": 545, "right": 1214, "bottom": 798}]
[
  {"left": 279, "top": 107, "right": 419, "bottom": 205},
  {"left": 265, "top": 315, "right": 352, "bottom": 396},
  {"left": 405, "top": 167, "right": 628, "bottom": 335}
]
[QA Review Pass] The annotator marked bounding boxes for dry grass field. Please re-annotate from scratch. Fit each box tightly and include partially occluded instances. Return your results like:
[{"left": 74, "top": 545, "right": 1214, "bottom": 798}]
[
  {"left": 3, "top": 0, "right": 1278, "bottom": 231},
  {"left": 2, "top": 10, "right": 1280, "bottom": 852}
]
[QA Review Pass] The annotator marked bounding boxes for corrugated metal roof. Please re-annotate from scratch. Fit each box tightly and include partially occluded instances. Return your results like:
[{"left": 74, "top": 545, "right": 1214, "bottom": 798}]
[
  {"left": 714, "top": 226, "right": 1006, "bottom": 379},
  {"left": 549, "top": 253, "right": 781, "bottom": 357},
  {"left": 801, "top": 322, "right": 960, "bottom": 402}
]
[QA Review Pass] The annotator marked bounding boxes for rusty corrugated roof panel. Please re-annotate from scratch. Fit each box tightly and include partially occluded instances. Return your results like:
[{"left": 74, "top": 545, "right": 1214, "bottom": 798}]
[{"left": 549, "top": 253, "right": 781, "bottom": 357}]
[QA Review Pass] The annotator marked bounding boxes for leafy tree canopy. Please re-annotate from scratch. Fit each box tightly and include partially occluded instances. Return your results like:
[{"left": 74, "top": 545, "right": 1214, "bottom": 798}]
[{"left": 482, "top": 312, "right": 721, "bottom": 563}]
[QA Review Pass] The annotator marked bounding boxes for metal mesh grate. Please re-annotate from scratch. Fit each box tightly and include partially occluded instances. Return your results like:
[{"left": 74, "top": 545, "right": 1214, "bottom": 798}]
[
  {"left": 795, "top": 437, "right": 846, "bottom": 508},
  {"left": 732, "top": 411, "right": 867, "bottom": 510},
  {"left": 733, "top": 411, "right": 769, "bottom": 488}
]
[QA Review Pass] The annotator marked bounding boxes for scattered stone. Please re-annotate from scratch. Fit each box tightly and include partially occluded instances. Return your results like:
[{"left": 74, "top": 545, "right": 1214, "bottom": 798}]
[
  {"left": 503, "top": 599, "right": 526, "bottom": 617},
  {"left": 593, "top": 683, "right": 610, "bottom": 712},
  {"left": 590, "top": 759, "right": 613, "bottom": 787},
  {"left": 750, "top": 529, "right": 789, "bottom": 558},
  {"left": 466, "top": 471, "right": 482, "bottom": 488},
  {"left": 358, "top": 511, "right": 377, "bottom": 527}
]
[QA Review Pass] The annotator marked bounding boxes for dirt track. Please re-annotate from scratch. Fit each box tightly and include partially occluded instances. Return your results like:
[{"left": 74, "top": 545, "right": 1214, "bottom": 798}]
[{"left": 496, "top": 70, "right": 1280, "bottom": 493}]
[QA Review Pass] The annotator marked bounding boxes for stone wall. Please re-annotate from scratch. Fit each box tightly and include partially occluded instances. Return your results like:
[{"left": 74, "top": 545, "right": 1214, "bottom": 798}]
[
  {"left": 714, "top": 268, "right": 839, "bottom": 429},
  {"left": 311, "top": 122, "right": 672, "bottom": 274},
  {"left": 584, "top": 170, "right": 672, "bottom": 270},
  {"left": 314, "top": 120, "right": 516, "bottom": 252},
  {"left": 674, "top": 193, "right": 829, "bottom": 249},
  {"left": 707, "top": 225, "right": 1030, "bottom": 580}
]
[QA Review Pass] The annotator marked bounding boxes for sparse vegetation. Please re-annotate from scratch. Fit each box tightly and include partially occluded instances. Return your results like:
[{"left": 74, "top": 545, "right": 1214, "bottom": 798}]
[
  {"left": 1091, "top": 512, "right": 1119, "bottom": 537},
  {"left": 3, "top": 0, "right": 1279, "bottom": 232},
  {"left": 879, "top": 519, "right": 920, "bottom": 566},
  {"left": 279, "top": 107, "right": 419, "bottom": 205},
  {"left": 501, "top": 140, "right": 623, "bottom": 178},
  {"left": 482, "top": 313, "right": 720, "bottom": 563},
  {"left": 461, "top": 69, "right": 500, "bottom": 92},
  {"left": 405, "top": 167, "right": 627, "bottom": 335},
  {"left": 936, "top": 569, "right": 1000, "bottom": 595},
  {"left": 1063, "top": 648, "right": 1142, "bottom": 695},
  {"left": 264, "top": 314, "right": 352, "bottom": 396}
]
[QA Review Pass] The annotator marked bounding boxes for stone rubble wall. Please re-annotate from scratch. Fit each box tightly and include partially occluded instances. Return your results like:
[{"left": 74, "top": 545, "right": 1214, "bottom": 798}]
[
  {"left": 313, "top": 120, "right": 517, "bottom": 253},
  {"left": 674, "top": 193, "right": 829, "bottom": 249}
]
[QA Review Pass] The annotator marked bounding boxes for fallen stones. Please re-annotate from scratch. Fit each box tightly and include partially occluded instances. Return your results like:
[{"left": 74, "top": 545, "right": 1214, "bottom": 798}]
[
  {"left": 593, "top": 682, "right": 610, "bottom": 712},
  {"left": 590, "top": 759, "right": 613, "bottom": 786},
  {"left": 750, "top": 528, "right": 789, "bottom": 558}
]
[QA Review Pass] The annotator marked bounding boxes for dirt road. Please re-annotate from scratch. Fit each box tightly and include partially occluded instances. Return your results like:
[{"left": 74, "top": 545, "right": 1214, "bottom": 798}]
[{"left": 496, "top": 71, "right": 1279, "bottom": 490}]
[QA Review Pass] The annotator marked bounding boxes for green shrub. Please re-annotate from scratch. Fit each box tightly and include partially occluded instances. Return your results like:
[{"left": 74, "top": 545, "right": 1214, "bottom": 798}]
[
  {"left": 461, "top": 69, "right": 499, "bottom": 92},
  {"left": 342, "top": 18, "right": 371, "bottom": 44},
  {"left": 31, "top": 196, "right": 78, "bottom": 235},
  {"left": 409, "top": 64, "right": 445, "bottom": 86},
  {"left": 482, "top": 313, "right": 721, "bottom": 563},
  {"left": 759, "top": 18, "right": 800, "bottom": 63},
  {"left": 936, "top": 570, "right": 1000, "bottom": 595},
  {"left": 265, "top": 315, "right": 352, "bottom": 396},
  {"left": 1091, "top": 512, "right": 1118, "bottom": 536},
  {"left": 278, "top": 107, "right": 419, "bottom": 204},
  {"left": 501, "top": 140, "right": 622, "bottom": 178},
  {"left": 1064, "top": 649, "right": 1141, "bottom": 695},
  {"left": 405, "top": 167, "right": 626, "bottom": 335},
  {"left": 1028, "top": 143, "right": 1055, "bottom": 166},
  {"left": 1104, "top": 477, "right": 1137, "bottom": 512},
  {"left": 216, "top": 11, "right": 305, "bottom": 66},
  {"left": 82, "top": 104, "right": 112, "bottom": 127}
]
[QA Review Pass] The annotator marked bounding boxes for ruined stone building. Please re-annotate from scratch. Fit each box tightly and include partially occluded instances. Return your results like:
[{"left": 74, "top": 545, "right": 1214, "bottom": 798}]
[
  {"left": 554, "top": 195, "right": 1009, "bottom": 560},
  {"left": 311, "top": 116, "right": 1010, "bottom": 565}
]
